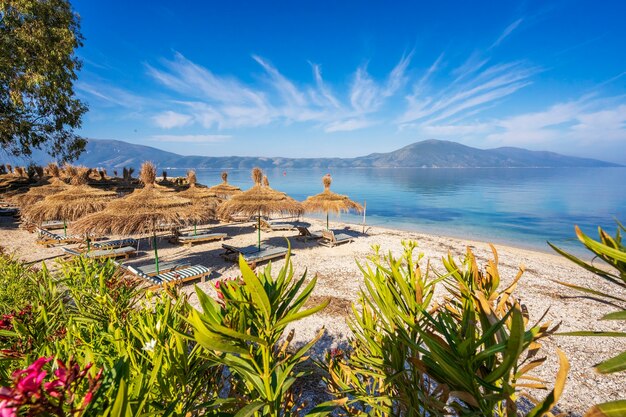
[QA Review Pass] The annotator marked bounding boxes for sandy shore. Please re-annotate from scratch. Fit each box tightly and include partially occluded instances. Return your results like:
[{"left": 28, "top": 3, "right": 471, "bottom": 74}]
[{"left": 0, "top": 215, "right": 624, "bottom": 414}]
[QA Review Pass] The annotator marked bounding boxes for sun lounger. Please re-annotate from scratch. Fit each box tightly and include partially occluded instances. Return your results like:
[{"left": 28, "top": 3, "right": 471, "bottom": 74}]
[
  {"left": 318, "top": 230, "right": 354, "bottom": 247},
  {"left": 176, "top": 232, "right": 227, "bottom": 247},
  {"left": 295, "top": 226, "right": 323, "bottom": 242},
  {"left": 129, "top": 261, "right": 191, "bottom": 276},
  {"left": 36, "top": 227, "right": 84, "bottom": 247},
  {"left": 63, "top": 246, "right": 137, "bottom": 260},
  {"left": 0, "top": 207, "right": 18, "bottom": 216},
  {"left": 255, "top": 219, "right": 296, "bottom": 232},
  {"left": 79, "top": 238, "right": 138, "bottom": 251},
  {"left": 41, "top": 220, "right": 65, "bottom": 230},
  {"left": 124, "top": 264, "right": 211, "bottom": 287},
  {"left": 221, "top": 243, "right": 288, "bottom": 265},
  {"left": 227, "top": 214, "right": 253, "bottom": 223}
]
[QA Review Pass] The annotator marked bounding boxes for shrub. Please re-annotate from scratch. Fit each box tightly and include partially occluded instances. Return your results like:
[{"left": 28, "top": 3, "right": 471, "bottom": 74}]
[
  {"left": 324, "top": 241, "right": 569, "bottom": 416},
  {"left": 0, "top": 249, "right": 40, "bottom": 315},
  {"left": 189, "top": 250, "right": 330, "bottom": 416},
  {"left": 550, "top": 223, "right": 626, "bottom": 416}
]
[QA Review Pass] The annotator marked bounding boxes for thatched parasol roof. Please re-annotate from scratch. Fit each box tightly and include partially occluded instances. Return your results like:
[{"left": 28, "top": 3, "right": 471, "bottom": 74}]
[
  {"left": 72, "top": 162, "right": 209, "bottom": 236},
  {"left": 177, "top": 170, "right": 222, "bottom": 218},
  {"left": 22, "top": 167, "right": 118, "bottom": 223},
  {"left": 302, "top": 174, "right": 363, "bottom": 215},
  {"left": 208, "top": 171, "right": 242, "bottom": 198},
  {"left": 217, "top": 168, "right": 303, "bottom": 219},
  {"left": 10, "top": 164, "right": 69, "bottom": 207}
]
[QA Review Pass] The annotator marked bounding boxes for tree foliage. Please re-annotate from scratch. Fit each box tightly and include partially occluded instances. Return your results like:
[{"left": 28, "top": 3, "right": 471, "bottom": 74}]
[{"left": 0, "top": 0, "right": 87, "bottom": 162}]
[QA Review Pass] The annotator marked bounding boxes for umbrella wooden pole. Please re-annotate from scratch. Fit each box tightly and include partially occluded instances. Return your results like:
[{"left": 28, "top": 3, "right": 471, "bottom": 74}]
[
  {"left": 362, "top": 200, "right": 367, "bottom": 234},
  {"left": 257, "top": 210, "right": 261, "bottom": 250},
  {"left": 153, "top": 232, "right": 160, "bottom": 275},
  {"left": 63, "top": 220, "right": 67, "bottom": 237},
  {"left": 326, "top": 212, "right": 329, "bottom": 230}
]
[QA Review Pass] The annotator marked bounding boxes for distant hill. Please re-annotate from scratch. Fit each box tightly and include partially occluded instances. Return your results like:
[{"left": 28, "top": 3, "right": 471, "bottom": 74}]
[{"left": 25, "top": 138, "right": 622, "bottom": 169}]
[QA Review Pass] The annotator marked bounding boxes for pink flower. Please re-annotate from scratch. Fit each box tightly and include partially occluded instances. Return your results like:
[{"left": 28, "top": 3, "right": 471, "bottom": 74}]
[
  {"left": 13, "top": 357, "right": 51, "bottom": 394},
  {"left": 82, "top": 392, "right": 93, "bottom": 406},
  {"left": 0, "top": 400, "right": 17, "bottom": 417}
]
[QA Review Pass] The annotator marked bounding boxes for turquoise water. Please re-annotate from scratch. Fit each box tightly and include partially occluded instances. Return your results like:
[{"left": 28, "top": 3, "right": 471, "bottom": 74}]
[{"left": 166, "top": 167, "right": 626, "bottom": 255}]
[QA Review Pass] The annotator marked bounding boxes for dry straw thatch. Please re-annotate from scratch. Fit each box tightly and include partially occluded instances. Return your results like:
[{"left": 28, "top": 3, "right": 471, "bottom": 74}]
[
  {"left": 218, "top": 167, "right": 303, "bottom": 249},
  {"left": 208, "top": 171, "right": 242, "bottom": 198},
  {"left": 218, "top": 168, "right": 303, "bottom": 219},
  {"left": 72, "top": 162, "right": 208, "bottom": 236},
  {"left": 10, "top": 177, "right": 69, "bottom": 207},
  {"left": 177, "top": 170, "right": 222, "bottom": 218},
  {"left": 73, "top": 162, "right": 212, "bottom": 274},
  {"left": 22, "top": 168, "right": 117, "bottom": 223},
  {"left": 9, "top": 163, "right": 68, "bottom": 207},
  {"left": 302, "top": 174, "right": 363, "bottom": 229}
]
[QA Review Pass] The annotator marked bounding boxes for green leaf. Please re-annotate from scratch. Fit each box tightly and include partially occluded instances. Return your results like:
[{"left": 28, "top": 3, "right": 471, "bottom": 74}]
[
  {"left": 234, "top": 400, "right": 265, "bottom": 417},
  {"left": 239, "top": 254, "right": 271, "bottom": 322},
  {"left": 596, "top": 350, "right": 626, "bottom": 374},
  {"left": 576, "top": 226, "right": 626, "bottom": 263},
  {"left": 305, "top": 398, "right": 348, "bottom": 417},
  {"left": 527, "top": 349, "right": 569, "bottom": 417},
  {"left": 586, "top": 400, "right": 626, "bottom": 417},
  {"left": 276, "top": 298, "right": 329, "bottom": 328},
  {"left": 109, "top": 377, "right": 131, "bottom": 417},
  {"left": 483, "top": 306, "right": 524, "bottom": 383},
  {"left": 602, "top": 310, "right": 626, "bottom": 320},
  {"left": 558, "top": 331, "right": 626, "bottom": 337}
]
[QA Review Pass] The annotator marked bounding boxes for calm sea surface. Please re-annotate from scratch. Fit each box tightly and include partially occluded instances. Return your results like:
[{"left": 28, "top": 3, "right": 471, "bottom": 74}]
[{"left": 166, "top": 167, "right": 626, "bottom": 256}]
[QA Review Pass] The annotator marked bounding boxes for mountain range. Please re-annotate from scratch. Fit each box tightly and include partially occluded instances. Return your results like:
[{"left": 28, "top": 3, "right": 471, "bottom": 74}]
[{"left": 32, "top": 138, "right": 622, "bottom": 169}]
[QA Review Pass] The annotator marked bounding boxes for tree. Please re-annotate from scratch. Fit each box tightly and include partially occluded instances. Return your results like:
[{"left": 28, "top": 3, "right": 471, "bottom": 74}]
[{"left": 0, "top": 0, "right": 87, "bottom": 162}]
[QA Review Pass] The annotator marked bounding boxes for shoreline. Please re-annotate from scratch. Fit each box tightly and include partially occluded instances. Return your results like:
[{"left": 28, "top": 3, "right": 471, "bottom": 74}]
[{"left": 0, "top": 216, "right": 624, "bottom": 413}]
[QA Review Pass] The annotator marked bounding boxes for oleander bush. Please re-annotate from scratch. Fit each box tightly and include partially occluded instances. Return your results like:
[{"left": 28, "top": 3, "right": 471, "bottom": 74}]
[
  {"left": 550, "top": 222, "right": 626, "bottom": 417},
  {"left": 323, "top": 241, "right": 569, "bottom": 416},
  {"left": 0, "top": 240, "right": 578, "bottom": 416}
]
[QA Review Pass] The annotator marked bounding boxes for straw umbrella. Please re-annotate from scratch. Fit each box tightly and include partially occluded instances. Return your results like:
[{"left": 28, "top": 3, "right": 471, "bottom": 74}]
[
  {"left": 208, "top": 171, "right": 242, "bottom": 199},
  {"left": 22, "top": 167, "right": 118, "bottom": 236},
  {"left": 10, "top": 164, "right": 68, "bottom": 207},
  {"left": 73, "top": 162, "right": 209, "bottom": 274},
  {"left": 178, "top": 170, "right": 223, "bottom": 235},
  {"left": 218, "top": 167, "right": 303, "bottom": 250},
  {"left": 302, "top": 174, "right": 363, "bottom": 230}
]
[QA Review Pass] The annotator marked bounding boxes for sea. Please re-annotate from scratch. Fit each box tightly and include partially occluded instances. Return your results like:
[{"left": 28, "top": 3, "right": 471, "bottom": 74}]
[{"left": 164, "top": 167, "right": 626, "bottom": 257}]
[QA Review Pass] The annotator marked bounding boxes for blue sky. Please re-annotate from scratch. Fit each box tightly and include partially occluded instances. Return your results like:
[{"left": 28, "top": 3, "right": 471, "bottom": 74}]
[{"left": 73, "top": 0, "right": 626, "bottom": 163}]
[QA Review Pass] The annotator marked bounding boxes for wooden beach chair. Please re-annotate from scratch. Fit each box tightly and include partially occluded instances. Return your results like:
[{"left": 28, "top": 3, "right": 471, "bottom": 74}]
[
  {"left": 123, "top": 264, "right": 211, "bottom": 288},
  {"left": 175, "top": 232, "right": 227, "bottom": 247},
  {"left": 221, "top": 243, "right": 288, "bottom": 265},
  {"left": 62, "top": 246, "right": 137, "bottom": 260},
  {"left": 256, "top": 218, "right": 296, "bottom": 232},
  {"left": 79, "top": 238, "right": 138, "bottom": 251},
  {"left": 41, "top": 220, "right": 65, "bottom": 230},
  {"left": 0, "top": 207, "right": 19, "bottom": 216},
  {"left": 295, "top": 226, "right": 323, "bottom": 242},
  {"left": 127, "top": 260, "right": 191, "bottom": 276},
  {"left": 35, "top": 227, "right": 84, "bottom": 247},
  {"left": 318, "top": 230, "right": 354, "bottom": 247}
]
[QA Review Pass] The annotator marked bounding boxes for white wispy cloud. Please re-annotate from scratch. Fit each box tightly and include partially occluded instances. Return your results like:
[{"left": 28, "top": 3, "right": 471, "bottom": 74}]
[
  {"left": 151, "top": 134, "right": 231, "bottom": 143},
  {"left": 83, "top": 49, "right": 624, "bottom": 160},
  {"left": 325, "top": 118, "right": 376, "bottom": 133},
  {"left": 152, "top": 111, "right": 193, "bottom": 128},
  {"left": 398, "top": 60, "right": 539, "bottom": 125},
  {"left": 144, "top": 52, "right": 412, "bottom": 133},
  {"left": 76, "top": 81, "right": 146, "bottom": 109},
  {"left": 491, "top": 18, "right": 523, "bottom": 48}
]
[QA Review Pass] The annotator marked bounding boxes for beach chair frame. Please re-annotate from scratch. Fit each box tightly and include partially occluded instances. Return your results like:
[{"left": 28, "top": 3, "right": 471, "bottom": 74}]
[
  {"left": 318, "top": 230, "right": 354, "bottom": 247},
  {"left": 176, "top": 232, "right": 227, "bottom": 247},
  {"left": 63, "top": 246, "right": 137, "bottom": 260},
  {"left": 295, "top": 226, "right": 322, "bottom": 242}
]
